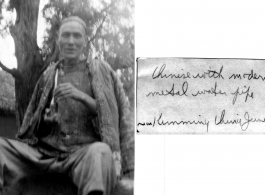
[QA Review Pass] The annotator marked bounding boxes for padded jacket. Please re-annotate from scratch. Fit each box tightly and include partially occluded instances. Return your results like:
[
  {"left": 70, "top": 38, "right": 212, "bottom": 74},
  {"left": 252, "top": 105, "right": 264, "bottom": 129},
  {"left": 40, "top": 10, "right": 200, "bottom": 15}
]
[{"left": 16, "top": 59, "right": 134, "bottom": 178}]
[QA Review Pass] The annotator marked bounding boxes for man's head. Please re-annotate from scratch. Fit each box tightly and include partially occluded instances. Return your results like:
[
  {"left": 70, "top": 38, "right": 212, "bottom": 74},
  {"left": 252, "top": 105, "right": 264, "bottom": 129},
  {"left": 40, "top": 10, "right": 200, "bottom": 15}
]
[{"left": 57, "top": 16, "right": 87, "bottom": 61}]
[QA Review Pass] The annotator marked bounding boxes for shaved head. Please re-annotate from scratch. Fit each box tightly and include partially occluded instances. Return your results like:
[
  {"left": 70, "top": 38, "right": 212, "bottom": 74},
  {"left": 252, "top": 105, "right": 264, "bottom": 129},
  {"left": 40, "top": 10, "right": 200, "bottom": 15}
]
[
  {"left": 57, "top": 16, "right": 87, "bottom": 61},
  {"left": 59, "top": 16, "right": 87, "bottom": 36}
]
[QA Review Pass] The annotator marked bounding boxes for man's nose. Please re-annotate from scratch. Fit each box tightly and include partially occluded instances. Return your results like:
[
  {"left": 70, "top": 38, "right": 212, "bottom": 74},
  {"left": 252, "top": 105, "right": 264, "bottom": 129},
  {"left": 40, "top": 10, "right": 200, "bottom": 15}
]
[{"left": 67, "top": 35, "right": 74, "bottom": 44}]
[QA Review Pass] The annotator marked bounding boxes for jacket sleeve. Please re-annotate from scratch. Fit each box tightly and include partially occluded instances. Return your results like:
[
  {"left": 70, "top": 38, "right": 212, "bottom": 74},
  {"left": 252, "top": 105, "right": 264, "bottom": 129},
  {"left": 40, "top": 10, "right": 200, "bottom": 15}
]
[
  {"left": 110, "top": 67, "right": 135, "bottom": 179},
  {"left": 16, "top": 74, "right": 44, "bottom": 143},
  {"left": 17, "top": 63, "right": 56, "bottom": 144}
]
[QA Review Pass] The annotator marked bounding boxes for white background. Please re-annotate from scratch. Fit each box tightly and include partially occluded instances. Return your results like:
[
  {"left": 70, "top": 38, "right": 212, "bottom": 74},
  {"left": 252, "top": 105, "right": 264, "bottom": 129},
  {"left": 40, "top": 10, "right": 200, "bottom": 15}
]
[{"left": 135, "top": 0, "right": 265, "bottom": 194}]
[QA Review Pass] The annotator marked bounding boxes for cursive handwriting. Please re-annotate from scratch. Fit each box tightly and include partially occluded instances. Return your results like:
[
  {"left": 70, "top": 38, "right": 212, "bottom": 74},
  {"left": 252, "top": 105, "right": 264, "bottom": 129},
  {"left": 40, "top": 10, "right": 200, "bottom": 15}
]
[
  {"left": 230, "top": 86, "right": 254, "bottom": 105},
  {"left": 192, "top": 82, "right": 227, "bottom": 96},
  {"left": 192, "top": 66, "right": 224, "bottom": 79},
  {"left": 152, "top": 64, "right": 191, "bottom": 79},
  {"left": 137, "top": 116, "right": 156, "bottom": 127},
  {"left": 215, "top": 110, "right": 265, "bottom": 131},
  {"left": 137, "top": 113, "right": 210, "bottom": 132},
  {"left": 152, "top": 64, "right": 224, "bottom": 80},
  {"left": 229, "top": 69, "right": 265, "bottom": 81},
  {"left": 146, "top": 81, "right": 188, "bottom": 97},
  {"left": 138, "top": 110, "right": 265, "bottom": 133}
]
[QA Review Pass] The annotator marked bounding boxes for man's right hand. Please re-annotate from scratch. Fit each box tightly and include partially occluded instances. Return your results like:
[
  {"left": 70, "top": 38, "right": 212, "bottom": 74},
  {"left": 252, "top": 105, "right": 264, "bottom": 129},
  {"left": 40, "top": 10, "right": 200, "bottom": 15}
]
[{"left": 44, "top": 108, "right": 60, "bottom": 125}]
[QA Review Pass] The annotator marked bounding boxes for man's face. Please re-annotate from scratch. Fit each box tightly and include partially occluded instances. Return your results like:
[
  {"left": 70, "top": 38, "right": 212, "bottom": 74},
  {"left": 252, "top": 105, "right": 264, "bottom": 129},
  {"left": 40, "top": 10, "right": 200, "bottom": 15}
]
[{"left": 58, "top": 21, "right": 86, "bottom": 60}]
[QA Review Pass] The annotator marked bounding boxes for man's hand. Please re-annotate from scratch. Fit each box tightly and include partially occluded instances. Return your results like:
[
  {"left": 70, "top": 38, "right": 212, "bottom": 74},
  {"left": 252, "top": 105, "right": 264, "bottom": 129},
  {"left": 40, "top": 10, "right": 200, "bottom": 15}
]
[
  {"left": 54, "top": 83, "right": 83, "bottom": 102},
  {"left": 54, "top": 83, "right": 97, "bottom": 115},
  {"left": 44, "top": 108, "right": 59, "bottom": 125}
]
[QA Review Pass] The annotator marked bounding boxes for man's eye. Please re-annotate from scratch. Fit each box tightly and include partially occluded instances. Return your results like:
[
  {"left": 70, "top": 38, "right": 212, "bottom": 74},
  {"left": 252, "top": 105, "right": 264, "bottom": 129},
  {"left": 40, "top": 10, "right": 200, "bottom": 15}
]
[
  {"left": 62, "top": 33, "right": 70, "bottom": 38},
  {"left": 74, "top": 34, "right": 82, "bottom": 38}
]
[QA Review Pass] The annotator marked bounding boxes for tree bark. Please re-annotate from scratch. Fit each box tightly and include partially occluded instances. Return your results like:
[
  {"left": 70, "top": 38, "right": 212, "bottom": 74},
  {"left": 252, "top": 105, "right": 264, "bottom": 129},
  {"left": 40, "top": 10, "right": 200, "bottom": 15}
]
[{"left": 9, "top": 0, "right": 44, "bottom": 129}]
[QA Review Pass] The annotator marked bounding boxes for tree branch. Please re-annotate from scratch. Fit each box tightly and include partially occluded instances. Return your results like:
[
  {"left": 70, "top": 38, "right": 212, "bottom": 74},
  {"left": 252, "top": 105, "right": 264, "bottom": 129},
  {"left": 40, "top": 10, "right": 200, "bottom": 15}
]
[
  {"left": 0, "top": 61, "right": 22, "bottom": 80},
  {"left": 88, "top": 1, "right": 115, "bottom": 43},
  {"left": 88, "top": 14, "right": 107, "bottom": 43}
]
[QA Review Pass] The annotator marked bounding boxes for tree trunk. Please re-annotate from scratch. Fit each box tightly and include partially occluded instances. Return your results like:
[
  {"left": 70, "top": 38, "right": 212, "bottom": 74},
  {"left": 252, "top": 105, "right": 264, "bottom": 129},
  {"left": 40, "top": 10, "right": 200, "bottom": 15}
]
[{"left": 9, "top": 0, "right": 44, "bottom": 129}]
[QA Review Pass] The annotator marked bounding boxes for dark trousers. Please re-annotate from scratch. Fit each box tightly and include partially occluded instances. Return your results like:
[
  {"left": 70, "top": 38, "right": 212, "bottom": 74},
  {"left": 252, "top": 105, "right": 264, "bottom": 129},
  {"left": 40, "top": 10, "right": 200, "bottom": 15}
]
[{"left": 0, "top": 137, "right": 116, "bottom": 195}]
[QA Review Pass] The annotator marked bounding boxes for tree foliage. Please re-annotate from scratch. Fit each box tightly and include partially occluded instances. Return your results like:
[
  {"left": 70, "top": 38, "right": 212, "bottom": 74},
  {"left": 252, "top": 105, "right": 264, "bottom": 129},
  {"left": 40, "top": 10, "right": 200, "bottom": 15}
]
[
  {"left": 0, "top": 0, "right": 135, "bottom": 127},
  {"left": 42, "top": 0, "right": 134, "bottom": 69}
]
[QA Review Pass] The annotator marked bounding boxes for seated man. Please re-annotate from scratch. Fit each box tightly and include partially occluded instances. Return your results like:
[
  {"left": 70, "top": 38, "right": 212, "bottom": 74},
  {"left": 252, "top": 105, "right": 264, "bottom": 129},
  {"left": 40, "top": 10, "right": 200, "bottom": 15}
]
[{"left": 0, "top": 16, "right": 134, "bottom": 195}]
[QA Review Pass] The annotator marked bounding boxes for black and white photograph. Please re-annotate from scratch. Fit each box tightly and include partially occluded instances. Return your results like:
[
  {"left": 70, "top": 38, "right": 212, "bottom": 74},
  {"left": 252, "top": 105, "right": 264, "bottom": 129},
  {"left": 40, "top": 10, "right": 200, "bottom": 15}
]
[
  {"left": 0, "top": 0, "right": 134, "bottom": 194},
  {"left": 1, "top": 0, "right": 265, "bottom": 195}
]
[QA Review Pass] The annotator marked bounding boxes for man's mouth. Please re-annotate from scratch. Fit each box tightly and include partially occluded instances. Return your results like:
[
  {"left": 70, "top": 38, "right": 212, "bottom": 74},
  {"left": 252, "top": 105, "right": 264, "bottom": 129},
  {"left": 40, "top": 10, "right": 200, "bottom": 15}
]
[{"left": 65, "top": 48, "right": 75, "bottom": 52}]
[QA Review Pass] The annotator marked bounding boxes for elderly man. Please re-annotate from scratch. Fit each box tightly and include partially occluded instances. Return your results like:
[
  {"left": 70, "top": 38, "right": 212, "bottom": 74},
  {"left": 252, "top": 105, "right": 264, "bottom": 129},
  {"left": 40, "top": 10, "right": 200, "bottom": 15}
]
[{"left": 0, "top": 16, "right": 134, "bottom": 195}]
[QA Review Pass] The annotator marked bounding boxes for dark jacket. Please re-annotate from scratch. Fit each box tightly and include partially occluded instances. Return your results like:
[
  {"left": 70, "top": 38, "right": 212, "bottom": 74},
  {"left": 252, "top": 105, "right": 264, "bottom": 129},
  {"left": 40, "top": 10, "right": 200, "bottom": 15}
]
[{"left": 16, "top": 59, "right": 134, "bottom": 178}]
